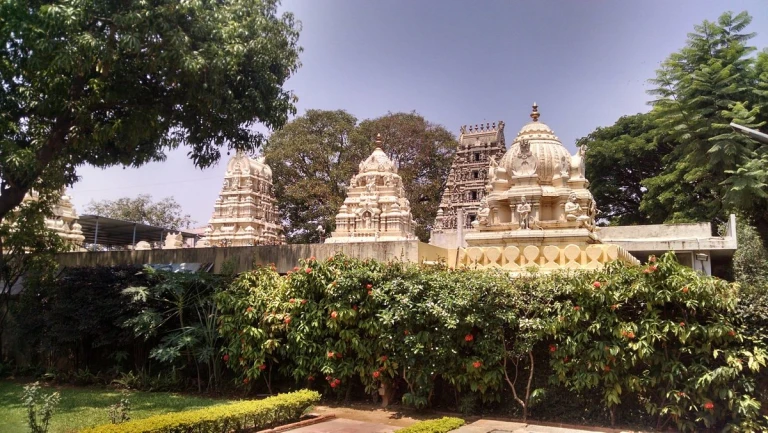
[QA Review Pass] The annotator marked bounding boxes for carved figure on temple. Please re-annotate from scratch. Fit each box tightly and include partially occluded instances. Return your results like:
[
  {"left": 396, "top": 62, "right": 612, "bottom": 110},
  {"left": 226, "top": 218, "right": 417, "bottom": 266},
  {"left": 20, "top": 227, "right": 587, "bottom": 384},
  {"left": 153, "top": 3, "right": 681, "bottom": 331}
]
[
  {"left": 512, "top": 140, "right": 537, "bottom": 176},
  {"left": 488, "top": 155, "right": 499, "bottom": 183},
  {"left": 474, "top": 196, "right": 490, "bottom": 228},
  {"left": 571, "top": 145, "right": 587, "bottom": 179},
  {"left": 565, "top": 193, "right": 589, "bottom": 222},
  {"left": 516, "top": 196, "right": 532, "bottom": 229}
]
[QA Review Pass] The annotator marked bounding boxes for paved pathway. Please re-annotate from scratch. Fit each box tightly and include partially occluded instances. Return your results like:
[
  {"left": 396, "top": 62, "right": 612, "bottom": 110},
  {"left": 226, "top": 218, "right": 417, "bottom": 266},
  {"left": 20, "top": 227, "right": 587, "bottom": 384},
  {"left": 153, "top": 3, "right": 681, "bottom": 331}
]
[
  {"left": 283, "top": 418, "right": 397, "bottom": 433},
  {"left": 283, "top": 417, "right": 633, "bottom": 433}
]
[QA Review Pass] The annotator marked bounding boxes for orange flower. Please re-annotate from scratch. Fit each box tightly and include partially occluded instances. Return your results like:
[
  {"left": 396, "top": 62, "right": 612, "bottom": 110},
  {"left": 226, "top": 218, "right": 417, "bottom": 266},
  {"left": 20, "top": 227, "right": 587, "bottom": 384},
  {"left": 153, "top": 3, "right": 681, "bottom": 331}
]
[
  {"left": 549, "top": 344, "right": 557, "bottom": 353},
  {"left": 246, "top": 307, "right": 253, "bottom": 313},
  {"left": 603, "top": 365, "right": 611, "bottom": 372},
  {"left": 243, "top": 377, "right": 249, "bottom": 384},
  {"left": 308, "top": 375, "right": 315, "bottom": 381},
  {"left": 222, "top": 354, "right": 229, "bottom": 362},
  {"left": 309, "top": 256, "right": 316, "bottom": 261},
  {"left": 293, "top": 266, "right": 299, "bottom": 271},
  {"left": 331, "top": 311, "right": 338, "bottom": 319},
  {"left": 573, "top": 306, "right": 580, "bottom": 311},
  {"left": 301, "top": 299, "right": 307, "bottom": 305},
  {"left": 372, "top": 371, "right": 380, "bottom": 378},
  {"left": 305, "top": 268, "right": 312, "bottom": 274},
  {"left": 682, "top": 286, "right": 689, "bottom": 293},
  {"left": 404, "top": 330, "right": 409, "bottom": 336},
  {"left": 626, "top": 331, "right": 635, "bottom": 339},
  {"left": 327, "top": 351, "right": 335, "bottom": 358},
  {"left": 352, "top": 305, "right": 358, "bottom": 311},
  {"left": 704, "top": 401, "right": 714, "bottom": 411},
  {"left": 380, "top": 355, "right": 388, "bottom": 362},
  {"left": 284, "top": 316, "right": 291, "bottom": 324},
  {"left": 473, "top": 361, "right": 482, "bottom": 369},
  {"left": 679, "top": 322, "right": 685, "bottom": 327},
  {"left": 289, "top": 298, "right": 295, "bottom": 303},
  {"left": 728, "top": 330, "right": 736, "bottom": 337},
  {"left": 259, "top": 364, "right": 266, "bottom": 371},
  {"left": 592, "top": 281, "right": 601, "bottom": 288},
  {"left": 366, "top": 283, "right": 373, "bottom": 289},
  {"left": 465, "top": 334, "right": 474, "bottom": 342},
  {"left": 610, "top": 304, "right": 618, "bottom": 311}
]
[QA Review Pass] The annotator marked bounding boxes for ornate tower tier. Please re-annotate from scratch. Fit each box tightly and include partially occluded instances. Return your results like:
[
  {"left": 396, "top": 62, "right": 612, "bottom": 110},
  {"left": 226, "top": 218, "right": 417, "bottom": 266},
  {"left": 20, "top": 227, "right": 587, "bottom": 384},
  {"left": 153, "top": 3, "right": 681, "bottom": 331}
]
[
  {"left": 462, "top": 104, "right": 638, "bottom": 271},
  {"left": 326, "top": 134, "right": 416, "bottom": 243},
  {"left": 431, "top": 121, "right": 506, "bottom": 248},
  {"left": 198, "top": 151, "right": 284, "bottom": 247}
]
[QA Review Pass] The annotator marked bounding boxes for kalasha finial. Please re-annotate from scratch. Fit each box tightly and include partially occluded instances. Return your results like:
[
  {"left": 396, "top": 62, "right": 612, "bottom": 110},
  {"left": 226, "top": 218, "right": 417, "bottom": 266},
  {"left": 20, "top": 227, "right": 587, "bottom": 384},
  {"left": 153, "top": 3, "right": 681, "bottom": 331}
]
[
  {"left": 375, "top": 133, "right": 383, "bottom": 147},
  {"left": 530, "top": 102, "right": 540, "bottom": 122}
]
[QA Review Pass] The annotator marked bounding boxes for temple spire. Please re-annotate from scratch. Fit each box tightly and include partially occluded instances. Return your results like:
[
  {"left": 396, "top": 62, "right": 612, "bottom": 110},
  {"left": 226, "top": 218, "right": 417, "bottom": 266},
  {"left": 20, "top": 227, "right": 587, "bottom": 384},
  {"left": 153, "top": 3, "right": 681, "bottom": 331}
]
[
  {"left": 375, "top": 133, "right": 383, "bottom": 149},
  {"left": 530, "top": 102, "right": 540, "bottom": 122}
]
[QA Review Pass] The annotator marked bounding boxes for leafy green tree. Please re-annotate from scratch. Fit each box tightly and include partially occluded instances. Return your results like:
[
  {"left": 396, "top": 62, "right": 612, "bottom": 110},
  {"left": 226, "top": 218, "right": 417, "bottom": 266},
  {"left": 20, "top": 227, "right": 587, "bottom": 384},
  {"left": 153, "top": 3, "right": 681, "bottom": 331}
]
[
  {"left": 85, "top": 194, "right": 194, "bottom": 230},
  {"left": 0, "top": 0, "right": 302, "bottom": 222},
  {"left": 263, "top": 110, "right": 368, "bottom": 243},
  {"left": 643, "top": 11, "right": 766, "bottom": 231},
  {"left": 356, "top": 112, "right": 457, "bottom": 241},
  {"left": 579, "top": 113, "right": 667, "bottom": 225}
]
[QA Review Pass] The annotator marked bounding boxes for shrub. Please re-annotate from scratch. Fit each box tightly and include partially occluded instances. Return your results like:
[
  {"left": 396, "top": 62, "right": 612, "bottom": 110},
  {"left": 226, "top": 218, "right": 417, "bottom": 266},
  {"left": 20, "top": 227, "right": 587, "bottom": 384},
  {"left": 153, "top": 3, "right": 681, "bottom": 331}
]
[
  {"left": 80, "top": 389, "right": 320, "bottom": 433},
  {"left": 397, "top": 417, "right": 465, "bottom": 433},
  {"left": 216, "top": 253, "right": 768, "bottom": 431},
  {"left": 22, "top": 381, "right": 61, "bottom": 433}
]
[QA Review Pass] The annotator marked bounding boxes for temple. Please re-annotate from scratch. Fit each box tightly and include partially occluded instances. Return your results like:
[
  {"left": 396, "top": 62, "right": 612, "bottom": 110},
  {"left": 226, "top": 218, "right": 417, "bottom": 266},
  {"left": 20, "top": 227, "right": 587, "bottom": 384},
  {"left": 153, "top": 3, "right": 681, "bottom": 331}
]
[
  {"left": 431, "top": 121, "right": 506, "bottom": 248},
  {"left": 326, "top": 134, "right": 416, "bottom": 243},
  {"left": 21, "top": 189, "right": 86, "bottom": 248},
  {"left": 454, "top": 104, "right": 639, "bottom": 271},
  {"left": 198, "top": 151, "right": 285, "bottom": 247}
]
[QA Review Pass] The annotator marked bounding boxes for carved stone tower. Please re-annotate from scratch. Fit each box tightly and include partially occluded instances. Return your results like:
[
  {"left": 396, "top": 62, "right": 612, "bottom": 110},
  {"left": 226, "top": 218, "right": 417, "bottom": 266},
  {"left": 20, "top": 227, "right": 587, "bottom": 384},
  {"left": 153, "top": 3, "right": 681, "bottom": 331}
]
[
  {"left": 431, "top": 121, "right": 506, "bottom": 248},
  {"left": 198, "top": 151, "right": 284, "bottom": 247},
  {"left": 326, "top": 134, "right": 416, "bottom": 243}
]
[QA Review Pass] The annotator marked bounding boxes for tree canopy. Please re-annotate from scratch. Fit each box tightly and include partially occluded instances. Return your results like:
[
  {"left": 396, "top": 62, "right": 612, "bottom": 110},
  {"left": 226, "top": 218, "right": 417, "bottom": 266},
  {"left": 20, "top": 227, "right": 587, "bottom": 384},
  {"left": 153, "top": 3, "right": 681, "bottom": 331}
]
[
  {"left": 582, "top": 11, "right": 768, "bottom": 238},
  {"left": 263, "top": 110, "right": 456, "bottom": 243},
  {"left": 0, "top": 0, "right": 302, "bottom": 222},
  {"left": 84, "top": 194, "right": 194, "bottom": 229}
]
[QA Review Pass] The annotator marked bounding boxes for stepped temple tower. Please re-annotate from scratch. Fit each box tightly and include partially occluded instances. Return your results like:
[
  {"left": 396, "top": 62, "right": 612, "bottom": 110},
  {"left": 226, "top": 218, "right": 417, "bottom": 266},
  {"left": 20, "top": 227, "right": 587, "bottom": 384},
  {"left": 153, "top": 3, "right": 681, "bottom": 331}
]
[
  {"left": 20, "top": 189, "right": 86, "bottom": 248},
  {"left": 431, "top": 121, "right": 506, "bottom": 247},
  {"left": 457, "top": 104, "right": 638, "bottom": 271},
  {"left": 326, "top": 134, "right": 416, "bottom": 243},
  {"left": 198, "top": 151, "right": 284, "bottom": 247}
]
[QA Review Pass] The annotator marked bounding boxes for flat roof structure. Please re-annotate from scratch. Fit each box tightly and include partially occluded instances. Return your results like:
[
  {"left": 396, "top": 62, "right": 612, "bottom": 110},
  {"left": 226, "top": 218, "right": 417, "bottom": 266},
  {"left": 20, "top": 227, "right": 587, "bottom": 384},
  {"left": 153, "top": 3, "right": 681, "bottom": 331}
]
[{"left": 77, "top": 215, "right": 200, "bottom": 248}]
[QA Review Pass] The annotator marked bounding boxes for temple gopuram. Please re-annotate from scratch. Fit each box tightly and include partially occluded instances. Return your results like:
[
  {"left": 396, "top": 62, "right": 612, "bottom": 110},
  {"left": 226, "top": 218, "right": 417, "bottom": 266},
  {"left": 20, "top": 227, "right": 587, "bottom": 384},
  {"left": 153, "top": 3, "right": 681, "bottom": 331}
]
[
  {"left": 198, "top": 151, "right": 285, "bottom": 247},
  {"left": 20, "top": 189, "right": 86, "bottom": 248},
  {"left": 326, "top": 134, "right": 416, "bottom": 243},
  {"left": 431, "top": 121, "right": 506, "bottom": 248}
]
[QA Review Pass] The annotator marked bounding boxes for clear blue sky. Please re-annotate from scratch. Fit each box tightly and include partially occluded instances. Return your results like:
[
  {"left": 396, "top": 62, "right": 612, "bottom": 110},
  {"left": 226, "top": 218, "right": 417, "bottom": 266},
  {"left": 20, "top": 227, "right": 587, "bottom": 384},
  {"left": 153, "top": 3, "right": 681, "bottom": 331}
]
[{"left": 69, "top": 0, "right": 768, "bottom": 228}]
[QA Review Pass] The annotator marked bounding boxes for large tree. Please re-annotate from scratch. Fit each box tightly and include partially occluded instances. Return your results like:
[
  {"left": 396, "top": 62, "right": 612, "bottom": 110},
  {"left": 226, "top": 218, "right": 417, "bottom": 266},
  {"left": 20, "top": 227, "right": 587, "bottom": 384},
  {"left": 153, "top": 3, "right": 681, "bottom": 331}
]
[
  {"left": 643, "top": 11, "right": 767, "bottom": 231},
  {"left": 264, "top": 110, "right": 368, "bottom": 243},
  {"left": 579, "top": 112, "right": 667, "bottom": 226},
  {"left": 0, "top": 0, "right": 302, "bottom": 223},
  {"left": 356, "top": 112, "right": 456, "bottom": 241},
  {"left": 84, "top": 194, "right": 194, "bottom": 229}
]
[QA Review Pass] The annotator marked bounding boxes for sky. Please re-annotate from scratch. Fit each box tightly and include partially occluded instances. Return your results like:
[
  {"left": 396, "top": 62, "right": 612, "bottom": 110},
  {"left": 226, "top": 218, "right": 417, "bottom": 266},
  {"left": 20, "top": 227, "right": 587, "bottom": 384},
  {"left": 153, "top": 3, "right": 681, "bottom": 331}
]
[{"left": 69, "top": 0, "right": 768, "bottom": 228}]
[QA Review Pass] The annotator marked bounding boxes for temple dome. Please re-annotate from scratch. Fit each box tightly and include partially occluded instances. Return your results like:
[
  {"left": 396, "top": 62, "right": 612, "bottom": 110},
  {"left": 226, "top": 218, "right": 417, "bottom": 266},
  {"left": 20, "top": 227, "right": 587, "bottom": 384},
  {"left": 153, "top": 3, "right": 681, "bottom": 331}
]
[
  {"left": 359, "top": 134, "right": 397, "bottom": 174},
  {"left": 499, "top": 103, "right": 571, "bottom": 183}
]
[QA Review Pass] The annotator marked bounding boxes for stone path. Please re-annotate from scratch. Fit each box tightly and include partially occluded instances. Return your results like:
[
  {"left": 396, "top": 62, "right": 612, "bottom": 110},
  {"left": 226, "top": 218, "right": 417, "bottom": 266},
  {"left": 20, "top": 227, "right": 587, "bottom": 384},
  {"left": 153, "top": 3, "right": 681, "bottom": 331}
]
[{"left": 282, "top": 417, "right": 634, "bottom": 433}]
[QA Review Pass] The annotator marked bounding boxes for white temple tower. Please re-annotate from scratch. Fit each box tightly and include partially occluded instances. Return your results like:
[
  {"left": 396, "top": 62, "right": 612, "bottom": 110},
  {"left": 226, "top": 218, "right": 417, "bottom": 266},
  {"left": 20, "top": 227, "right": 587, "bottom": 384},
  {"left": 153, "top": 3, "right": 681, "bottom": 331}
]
[
  {"left": 326, "top": 134, "right": 416, "bottom": 243},
  {"left": 198, "top": 151, "right": 284, "bottom": 247}
]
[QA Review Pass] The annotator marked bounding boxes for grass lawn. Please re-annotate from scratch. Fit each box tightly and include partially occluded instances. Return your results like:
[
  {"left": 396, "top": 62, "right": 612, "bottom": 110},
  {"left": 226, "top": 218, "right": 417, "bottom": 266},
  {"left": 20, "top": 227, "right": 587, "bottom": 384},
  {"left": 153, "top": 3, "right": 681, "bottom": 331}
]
[{"left": 0, "top": 380, "right": 234, "bottom": 433}]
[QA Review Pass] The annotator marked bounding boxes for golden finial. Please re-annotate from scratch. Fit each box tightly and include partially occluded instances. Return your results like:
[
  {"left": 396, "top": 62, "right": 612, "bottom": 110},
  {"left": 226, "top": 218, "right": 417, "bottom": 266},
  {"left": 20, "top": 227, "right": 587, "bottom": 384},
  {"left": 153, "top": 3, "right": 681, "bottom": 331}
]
[
  {"left": 375, "top": 133, "right": 383, "bottom": 148},
  {"left": 530, "top": 102, "right": 540, "bottom": 122}
]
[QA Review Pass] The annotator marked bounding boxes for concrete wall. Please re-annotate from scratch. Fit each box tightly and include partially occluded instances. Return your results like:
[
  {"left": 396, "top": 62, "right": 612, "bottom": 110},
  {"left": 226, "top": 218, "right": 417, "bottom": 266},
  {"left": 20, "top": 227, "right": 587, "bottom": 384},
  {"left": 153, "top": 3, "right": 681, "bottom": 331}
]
[
  {"left": 55, "top": 241, "right": 458, "bottom": 274},
  {"left": 599, "top": 222, "right": 712, "bottom": 240}
]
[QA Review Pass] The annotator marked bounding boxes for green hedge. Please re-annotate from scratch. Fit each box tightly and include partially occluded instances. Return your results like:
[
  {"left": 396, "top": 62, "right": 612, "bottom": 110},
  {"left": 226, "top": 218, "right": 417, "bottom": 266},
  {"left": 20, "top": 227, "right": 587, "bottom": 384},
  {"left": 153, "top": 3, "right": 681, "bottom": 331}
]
[
  {"left": 79, "top": 390, "right": 320, "bottom": 433},
  {"left": 398, "top": 417, "right": 465, "bottom": 433}
]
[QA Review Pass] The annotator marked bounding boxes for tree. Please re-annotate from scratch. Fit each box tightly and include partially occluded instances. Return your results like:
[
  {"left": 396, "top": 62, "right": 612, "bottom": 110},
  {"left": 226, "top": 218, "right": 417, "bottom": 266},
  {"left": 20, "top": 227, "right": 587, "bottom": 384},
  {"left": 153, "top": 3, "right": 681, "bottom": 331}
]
[
  {"left": 579, "top": 112, "right": 667, "bottom": 225},
  {"left": 356, "top": 112, "right": 457, "bottom": 241},
  {"left": 1, "top": 192, "right": 66, "bottom": 351},
  {"left": 642, "top": 11, "right": 767, "bottom": 232},
  {"left": 85, "top": 194, "right": 194, "bottom": 229},
  {"left": 0, "top": 0, "right": 302, "bottom": 223},
  {"left": 263, "top": 110, "right": 368, "bottom": 243}
]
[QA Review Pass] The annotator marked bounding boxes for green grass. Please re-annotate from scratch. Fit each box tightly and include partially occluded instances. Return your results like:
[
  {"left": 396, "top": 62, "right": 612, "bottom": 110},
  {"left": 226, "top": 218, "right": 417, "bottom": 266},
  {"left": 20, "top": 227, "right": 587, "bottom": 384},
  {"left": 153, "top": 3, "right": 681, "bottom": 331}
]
[{"left": 0, "top": 381, "right": 233, "bottom": 433}]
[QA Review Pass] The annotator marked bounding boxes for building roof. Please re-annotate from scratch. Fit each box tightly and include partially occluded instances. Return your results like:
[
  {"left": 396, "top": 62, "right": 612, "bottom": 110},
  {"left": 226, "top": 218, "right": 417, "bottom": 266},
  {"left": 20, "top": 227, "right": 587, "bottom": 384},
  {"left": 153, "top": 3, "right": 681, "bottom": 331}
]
[{"left": 77, "top": 215, "right": 200, "bottom": 247}]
